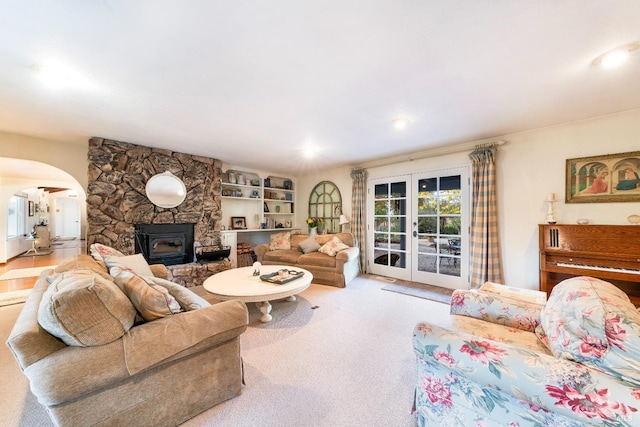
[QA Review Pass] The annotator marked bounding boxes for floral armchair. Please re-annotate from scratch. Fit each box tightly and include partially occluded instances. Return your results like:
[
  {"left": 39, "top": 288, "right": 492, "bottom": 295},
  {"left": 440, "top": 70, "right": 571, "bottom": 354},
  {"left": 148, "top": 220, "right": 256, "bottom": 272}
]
[{"left": 412, "top": 277, "right": 640, "bottom": 426}]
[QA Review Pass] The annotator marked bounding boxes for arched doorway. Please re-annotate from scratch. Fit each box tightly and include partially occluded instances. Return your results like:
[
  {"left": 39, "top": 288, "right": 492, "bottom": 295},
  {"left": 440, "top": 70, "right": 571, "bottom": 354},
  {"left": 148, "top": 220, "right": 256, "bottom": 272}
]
[{"left": 0, "top": 157, "right": 86, "bottom": 262}]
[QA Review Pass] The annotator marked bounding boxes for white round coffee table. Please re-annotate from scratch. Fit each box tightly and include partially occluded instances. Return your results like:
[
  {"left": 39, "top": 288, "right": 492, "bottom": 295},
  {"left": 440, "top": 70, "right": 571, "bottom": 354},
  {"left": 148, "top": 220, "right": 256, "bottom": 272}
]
[{"left": 203, "top": 265, "right": 313, "bottom": 322}]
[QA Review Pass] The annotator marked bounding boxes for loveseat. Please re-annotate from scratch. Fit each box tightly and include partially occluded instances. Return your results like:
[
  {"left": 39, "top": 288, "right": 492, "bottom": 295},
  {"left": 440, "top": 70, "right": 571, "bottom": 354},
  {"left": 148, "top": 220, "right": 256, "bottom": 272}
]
[
  {"left": 6, "top": 252, "right": 248, "bottom": 427},
  {"left": 254, "top": 232, "right": 359, "bottom": 288},
  {"left": 413, "top": 277, "right": 640, "bottom": 426}
]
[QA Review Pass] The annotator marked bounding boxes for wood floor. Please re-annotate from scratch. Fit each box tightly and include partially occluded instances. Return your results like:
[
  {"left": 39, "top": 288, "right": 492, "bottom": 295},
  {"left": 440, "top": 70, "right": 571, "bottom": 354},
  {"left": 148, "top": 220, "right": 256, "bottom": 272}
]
[{"left": 0, "top": 240, "right": 86, "bottom": 293}]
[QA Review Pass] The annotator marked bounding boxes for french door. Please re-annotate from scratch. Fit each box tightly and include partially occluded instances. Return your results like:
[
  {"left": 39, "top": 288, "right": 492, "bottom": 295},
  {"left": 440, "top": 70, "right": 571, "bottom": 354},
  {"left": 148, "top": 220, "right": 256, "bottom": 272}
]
[{"left": 368, "top": 166, "right": 470, "bottom": 290}]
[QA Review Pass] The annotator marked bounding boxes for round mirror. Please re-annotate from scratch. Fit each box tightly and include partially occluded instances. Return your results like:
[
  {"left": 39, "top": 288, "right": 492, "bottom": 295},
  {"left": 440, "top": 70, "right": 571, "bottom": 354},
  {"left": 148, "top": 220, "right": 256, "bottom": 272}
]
[{"left": 145, "top": 171, "right": 187, "bottom": 208}]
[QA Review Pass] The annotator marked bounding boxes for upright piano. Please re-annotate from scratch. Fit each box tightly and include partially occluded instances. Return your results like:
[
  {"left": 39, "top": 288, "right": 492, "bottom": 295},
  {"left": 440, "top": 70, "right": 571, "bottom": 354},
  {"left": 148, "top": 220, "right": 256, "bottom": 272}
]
[{"left": 539, "top": 224, "right": 640, "bottom": 305}]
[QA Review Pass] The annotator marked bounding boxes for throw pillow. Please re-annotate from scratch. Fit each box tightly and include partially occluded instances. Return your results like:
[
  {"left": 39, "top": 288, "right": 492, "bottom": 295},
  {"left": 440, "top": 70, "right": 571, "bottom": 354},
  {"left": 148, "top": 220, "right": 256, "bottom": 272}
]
[
  {"left": 318, "top": 236, "right": 349, "bottom": 257},
  {"left": 111, "top": 267, "right": 182, "bottom": 321},
  {"left": 539, "top": 276, "right": 640, "bottom": 386},
  {"left": 89, "top": 243, "right": 125, "bottom": 262},
  {"left": 269, "top": 232, "right": 291, "bottom": 250},
  {"left": 38, "top": 272, "right": 136, "bottom": 347},
  {"left": 298, "top": 236, "right": 321, "bottom": 254},
  {"left": 145, "top": 276, "right": 211, "bottom": 311},
  {"left": 104, "top": 254, "right": 154, "bottom": 277},
  {"left": 52, "top": 254, "right": 112, "bottom": 281}
]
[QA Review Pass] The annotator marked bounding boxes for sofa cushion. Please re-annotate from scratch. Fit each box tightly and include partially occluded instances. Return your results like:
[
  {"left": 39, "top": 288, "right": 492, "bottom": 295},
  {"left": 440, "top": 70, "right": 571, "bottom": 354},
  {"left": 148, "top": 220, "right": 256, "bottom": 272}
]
[
  {"left": 298, "top": 236, "right": 321, "bottom": 254},
  {"left": 539, "top": 276, "right": 640, "bottom": 385},
  {"left": 318, "top": 236, "right": 349, "bottom": 256},
  {"left": 262, "top": 249, "right": 302, "bottom": 265},
  {"left": 89, "top": 243, "right": 125, "bottom": 262},
  {"left": 111, "top": 267, "right": 182, "bottom": 321},
  {"left": 269, "top": 232, "right": 291, "bottom": 250},
  {"left": 52, "top": 254, "right": 112, "bottom": 281},
  {"left": 145, "top": 276, "right": 211, "bottom": 311},
  {"left": 298, "top": 252, "right": 337, "bottom": 268},
  {"left": 104, "top": 254, "right": 154, "bottom": 277},
  {"left": 38, "top": 271, "right": 136, "bottom": 347}
]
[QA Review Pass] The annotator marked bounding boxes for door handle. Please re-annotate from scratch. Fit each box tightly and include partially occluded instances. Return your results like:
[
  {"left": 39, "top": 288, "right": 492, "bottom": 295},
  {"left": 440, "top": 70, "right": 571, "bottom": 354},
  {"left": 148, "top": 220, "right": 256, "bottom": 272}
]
[{"left": 413, "top": 231, "right": 417, "bottom": 237}]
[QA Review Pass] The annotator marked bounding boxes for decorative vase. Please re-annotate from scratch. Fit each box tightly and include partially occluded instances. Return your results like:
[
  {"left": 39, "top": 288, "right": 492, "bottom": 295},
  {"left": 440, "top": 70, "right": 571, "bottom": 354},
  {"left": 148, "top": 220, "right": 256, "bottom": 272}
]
[{"left": 309, "top": 227, "right": 317, "bottom": 236}]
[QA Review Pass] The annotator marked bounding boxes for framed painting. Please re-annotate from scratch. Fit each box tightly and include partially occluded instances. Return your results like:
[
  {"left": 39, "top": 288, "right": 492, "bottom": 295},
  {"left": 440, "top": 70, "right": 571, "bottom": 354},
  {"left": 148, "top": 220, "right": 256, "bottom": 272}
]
[
  {"left": 566, "top": 150, "right": 640, "bottom": 203},
  {"left": 231, "top": 216, "right": 247, "bottom": 229},
  {"left": 28, "top": 201, "right": 34, "bottom": 216}
]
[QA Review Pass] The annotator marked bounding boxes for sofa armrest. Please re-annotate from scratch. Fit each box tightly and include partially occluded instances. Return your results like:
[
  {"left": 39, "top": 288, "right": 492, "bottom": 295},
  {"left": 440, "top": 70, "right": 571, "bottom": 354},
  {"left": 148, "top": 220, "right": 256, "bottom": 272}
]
[
  {"left": 254, "top": 243, "right": 270, "bottom": 261},
  {"left": 25, "top": 300, "right": 249, "bottom": 406},
  {"left": 6, "top": 271, "right": 67, "bottom": 370},
  {"left": 336, "top": 247, "right": 359, "bottom": 263},
  {"left": 450, "top": 289, "right": 543, "bottom": 332},
  {"left": 413, "top": 322, "right": 640, "bottom": 425},
  {"left": 150, "top": 263, "right": 168, "bottom": 279},
  {"left": 123, "top": 299, "right": 248, "bottom": 374},
  {"left": 334, "top": 247, "right": 359, "bottom": 273}
]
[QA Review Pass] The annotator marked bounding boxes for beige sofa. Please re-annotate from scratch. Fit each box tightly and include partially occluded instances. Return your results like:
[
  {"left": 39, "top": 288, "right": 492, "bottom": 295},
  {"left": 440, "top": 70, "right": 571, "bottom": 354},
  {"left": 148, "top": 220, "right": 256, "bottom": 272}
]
[
  {"left": 6, "top": 254, "right": 248, "bottom": 427},
  {"left": 254, "top": 232, "right": 359, "bottom": 288}
]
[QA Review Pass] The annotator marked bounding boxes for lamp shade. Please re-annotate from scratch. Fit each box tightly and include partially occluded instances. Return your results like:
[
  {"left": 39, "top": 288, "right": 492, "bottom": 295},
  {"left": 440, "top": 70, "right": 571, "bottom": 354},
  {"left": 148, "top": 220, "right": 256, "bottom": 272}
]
[{"left": 339, "top": 214, "right": 349, "bottom": 225}]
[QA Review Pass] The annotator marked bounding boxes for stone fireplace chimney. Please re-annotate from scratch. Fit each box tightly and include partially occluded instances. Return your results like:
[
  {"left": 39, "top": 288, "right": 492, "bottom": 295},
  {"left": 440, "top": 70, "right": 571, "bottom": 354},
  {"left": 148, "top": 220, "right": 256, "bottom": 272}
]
[{"left": 86, "top": 137, "right": 229, "bottom": 286}]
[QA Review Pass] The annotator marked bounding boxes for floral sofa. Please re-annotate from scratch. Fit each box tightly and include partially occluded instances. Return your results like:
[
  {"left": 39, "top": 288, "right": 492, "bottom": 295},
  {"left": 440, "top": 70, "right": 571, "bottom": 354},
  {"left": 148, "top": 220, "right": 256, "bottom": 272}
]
[{"left": 413, "top": 276, "right": 640, "bottom": 426}]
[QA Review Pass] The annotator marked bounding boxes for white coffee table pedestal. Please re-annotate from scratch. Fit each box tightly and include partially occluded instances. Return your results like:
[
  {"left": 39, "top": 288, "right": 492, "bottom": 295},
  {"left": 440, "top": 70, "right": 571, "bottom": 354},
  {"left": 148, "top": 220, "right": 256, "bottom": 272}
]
[{"left": 203, "top": 265, "right": 313, "bottom": 323}]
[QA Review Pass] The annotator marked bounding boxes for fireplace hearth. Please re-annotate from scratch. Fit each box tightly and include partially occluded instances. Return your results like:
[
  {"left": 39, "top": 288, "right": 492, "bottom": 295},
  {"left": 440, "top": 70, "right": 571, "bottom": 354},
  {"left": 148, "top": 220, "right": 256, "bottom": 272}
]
[{"left": 135, "top": 223, "right": 195, "bottom": 266}]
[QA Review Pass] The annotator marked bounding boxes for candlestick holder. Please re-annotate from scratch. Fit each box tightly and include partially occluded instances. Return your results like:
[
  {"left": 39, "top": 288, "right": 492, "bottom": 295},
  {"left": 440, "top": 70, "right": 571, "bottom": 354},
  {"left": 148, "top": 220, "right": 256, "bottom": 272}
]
[{"left": 546, "top": 193, "right": 557, "bottom": 224}]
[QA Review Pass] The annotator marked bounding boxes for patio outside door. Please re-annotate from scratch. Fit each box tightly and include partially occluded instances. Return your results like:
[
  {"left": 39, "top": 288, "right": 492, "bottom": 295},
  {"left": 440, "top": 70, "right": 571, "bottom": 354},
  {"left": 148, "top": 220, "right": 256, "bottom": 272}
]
[{"left": 368, "top": 166, "right": 469, "bottom": 290}]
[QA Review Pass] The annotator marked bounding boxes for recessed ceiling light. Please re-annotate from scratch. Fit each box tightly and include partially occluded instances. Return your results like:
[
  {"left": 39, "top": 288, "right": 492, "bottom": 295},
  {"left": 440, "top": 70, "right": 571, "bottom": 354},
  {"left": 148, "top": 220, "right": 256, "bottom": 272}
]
[
  {"left": 592, "top": 44, "right": 639, "bottom": 69},
  {"left": 31, "top": 62, "right": 93, "bottom": 90},
  {"left": 392, "top": 118, "right": 410, "bottom": 130},
  {"left": 302, "top": 147, "right": 316, "bottom": 159}
]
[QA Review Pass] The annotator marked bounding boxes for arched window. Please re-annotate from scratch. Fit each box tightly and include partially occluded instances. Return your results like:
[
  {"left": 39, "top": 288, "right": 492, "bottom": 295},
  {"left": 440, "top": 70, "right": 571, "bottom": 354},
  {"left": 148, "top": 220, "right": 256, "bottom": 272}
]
[{"left": 308, "top": 181, "right": 342, "bottom": 233}]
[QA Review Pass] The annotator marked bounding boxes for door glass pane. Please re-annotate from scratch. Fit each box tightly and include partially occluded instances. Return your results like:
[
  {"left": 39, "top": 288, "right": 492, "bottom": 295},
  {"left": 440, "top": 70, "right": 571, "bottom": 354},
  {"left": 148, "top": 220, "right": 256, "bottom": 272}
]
[
  {"left": 416, "top": 174, "right": 461, "bottom": 277},
  {"left": 418, "top": 254, "right": 437, "bottom": 273},
  {"left": 374, "top": 184, "right": 388, "bottom": 198},
  {"left": 418, "top": 217, "right": 436, "bottom": 233},
  {"left": 389, "top": 216, "right": 405, "bottom": 232},
  {"left": 374, "top": 200, "right": 388, "bottom": 215},
  {"left": 373, "top": 179, "right": 407, "bottom": 271}
]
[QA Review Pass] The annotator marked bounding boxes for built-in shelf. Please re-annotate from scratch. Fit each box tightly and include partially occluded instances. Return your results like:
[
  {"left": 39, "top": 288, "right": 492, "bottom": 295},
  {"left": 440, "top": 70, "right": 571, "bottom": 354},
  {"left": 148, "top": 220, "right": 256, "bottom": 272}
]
[{"left": 221, "top": 170, "right": 296, "bottom": 232}]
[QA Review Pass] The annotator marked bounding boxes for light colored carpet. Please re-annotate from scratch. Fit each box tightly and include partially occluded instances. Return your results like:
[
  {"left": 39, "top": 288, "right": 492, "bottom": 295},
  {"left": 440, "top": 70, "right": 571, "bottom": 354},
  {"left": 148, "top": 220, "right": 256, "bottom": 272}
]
[
  {"left": 0, "top": 274, "right": 451, "bottom": 427},
  {"left": 0, "top": 266, "right": 57, "bottom": 281}
]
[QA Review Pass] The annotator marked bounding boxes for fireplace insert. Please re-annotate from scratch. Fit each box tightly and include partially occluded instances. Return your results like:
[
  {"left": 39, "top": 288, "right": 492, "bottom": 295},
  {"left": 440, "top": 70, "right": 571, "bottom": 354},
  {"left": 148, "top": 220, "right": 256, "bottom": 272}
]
[{"left": 134, "top": 223, "right": 195, "bottom": 266}]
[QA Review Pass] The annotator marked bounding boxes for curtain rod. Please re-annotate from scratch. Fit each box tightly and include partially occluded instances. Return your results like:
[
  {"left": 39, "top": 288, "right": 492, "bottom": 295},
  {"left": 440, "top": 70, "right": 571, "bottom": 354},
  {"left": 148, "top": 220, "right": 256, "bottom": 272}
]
[
  {"left": 353, "top": 140, "right": 507, "bottom": 170},
  {"left": 474, "top": 140, "right": 507, "bottom": 150}
]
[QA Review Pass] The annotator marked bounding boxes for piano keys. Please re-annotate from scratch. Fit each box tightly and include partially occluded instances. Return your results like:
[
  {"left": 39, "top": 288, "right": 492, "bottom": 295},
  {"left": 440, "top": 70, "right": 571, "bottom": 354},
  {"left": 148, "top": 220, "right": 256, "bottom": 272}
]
[{"left": 539, "top": 224, "right": 640, "bottom": 306}]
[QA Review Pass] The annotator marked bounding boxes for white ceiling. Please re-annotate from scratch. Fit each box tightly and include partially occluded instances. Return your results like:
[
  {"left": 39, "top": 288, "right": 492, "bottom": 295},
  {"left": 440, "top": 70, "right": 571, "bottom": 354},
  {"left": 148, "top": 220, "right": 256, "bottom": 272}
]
[{"left": 1, "top": 1, "right": 640, "bottom": 177}]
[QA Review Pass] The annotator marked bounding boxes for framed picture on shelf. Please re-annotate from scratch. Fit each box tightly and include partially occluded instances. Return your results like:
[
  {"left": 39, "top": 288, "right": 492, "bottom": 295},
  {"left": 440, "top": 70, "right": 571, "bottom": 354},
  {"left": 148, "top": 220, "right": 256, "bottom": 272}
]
[
  {"left": 231, "top": 217, "right": 247, "bottom": 229},
  {"left": 28, "top": 201, "right": 34, "bottom": 217},
  {"left": 566, "top": 150, "right": 640, "bottom": 203}
]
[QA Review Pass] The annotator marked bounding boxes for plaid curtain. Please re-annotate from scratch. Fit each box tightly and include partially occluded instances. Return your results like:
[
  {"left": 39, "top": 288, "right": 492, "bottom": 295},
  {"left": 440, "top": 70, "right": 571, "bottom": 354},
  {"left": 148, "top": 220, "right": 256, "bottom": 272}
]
[
  {"left": 468, "top": 146, "right": 503, "bottom": 288},
  {"left": 350, "top": 168, "right": 367, "bottom": 273}
]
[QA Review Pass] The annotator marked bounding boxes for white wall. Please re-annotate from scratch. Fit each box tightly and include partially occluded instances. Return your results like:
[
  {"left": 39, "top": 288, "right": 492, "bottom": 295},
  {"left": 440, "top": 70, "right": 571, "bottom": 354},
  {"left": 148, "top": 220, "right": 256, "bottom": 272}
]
[
  {"left": 0, "top": 132, "right": 88, "bottom": 189},
  {"left": 3, "top": 109, "right": 639, "bottom": 283},
  {"left": 298, "top": 108, "right": 640, "bottom": 290},
  {"left": 295, "top": 169, "right": 353, "bottom": 234}
]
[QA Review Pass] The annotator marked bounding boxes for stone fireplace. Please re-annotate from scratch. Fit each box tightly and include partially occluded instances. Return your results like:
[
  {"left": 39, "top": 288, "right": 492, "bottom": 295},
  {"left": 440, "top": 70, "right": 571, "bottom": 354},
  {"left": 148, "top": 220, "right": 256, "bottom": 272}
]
[{"left": 86, "top": 137, "right": 230, "bottom": 286}]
